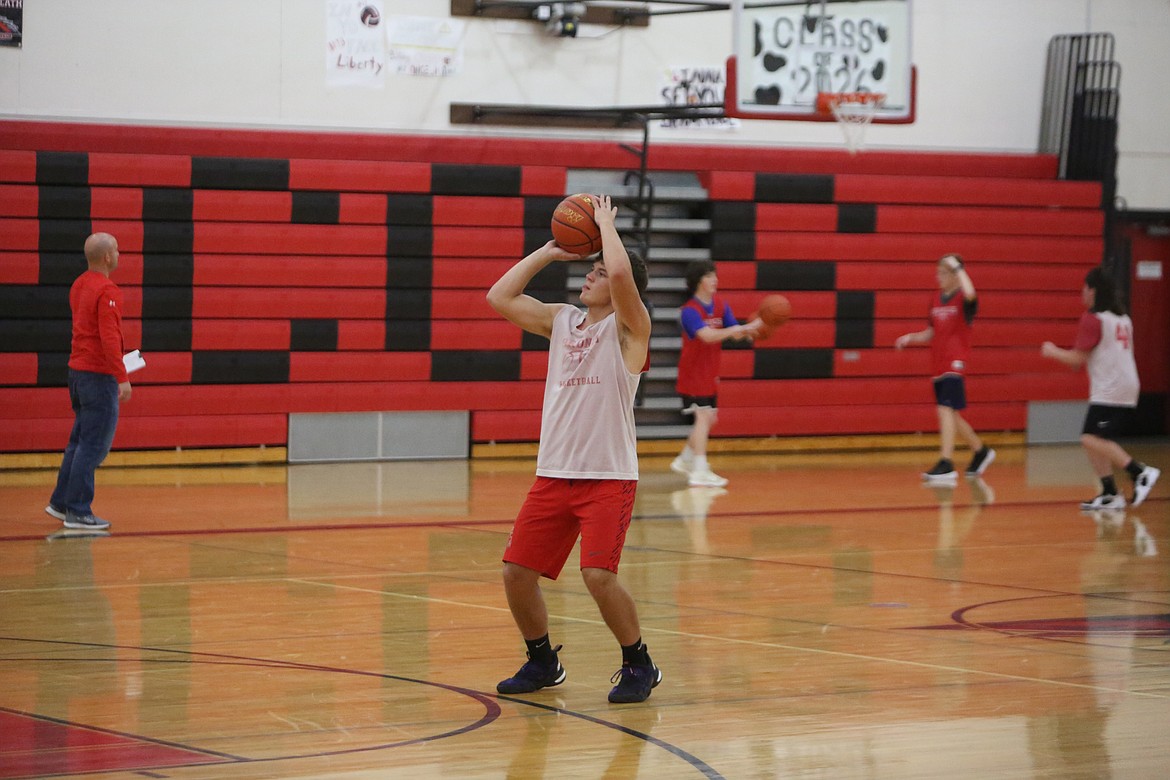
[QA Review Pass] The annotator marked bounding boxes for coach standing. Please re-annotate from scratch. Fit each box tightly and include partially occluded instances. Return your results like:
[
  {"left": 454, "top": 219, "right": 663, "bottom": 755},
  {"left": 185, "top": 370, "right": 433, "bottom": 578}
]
[{"left": 45, "top": 233, "right": 131, "bottom": 531}]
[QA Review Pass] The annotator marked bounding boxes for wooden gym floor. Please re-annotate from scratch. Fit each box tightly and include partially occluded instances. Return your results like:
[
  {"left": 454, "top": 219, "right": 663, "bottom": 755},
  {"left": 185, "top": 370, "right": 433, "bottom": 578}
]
[{"left": 1, "top": 441, "right": 1167, "bottom": 779}]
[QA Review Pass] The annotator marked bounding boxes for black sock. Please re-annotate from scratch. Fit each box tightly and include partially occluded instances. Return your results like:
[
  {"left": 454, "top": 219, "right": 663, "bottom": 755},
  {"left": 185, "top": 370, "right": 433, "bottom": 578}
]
[
  {"left": 525, "top": 634, "right": 555, "bottom": 663},
  {"left": 1124, "top": 459, "right": 1145, "bottom": 480},
  {"left": 621, "top": 638, "right": 650, "bottom": 666},
  {"left": 1101, "top": 476, "right": 1118, "bottom": 496}
]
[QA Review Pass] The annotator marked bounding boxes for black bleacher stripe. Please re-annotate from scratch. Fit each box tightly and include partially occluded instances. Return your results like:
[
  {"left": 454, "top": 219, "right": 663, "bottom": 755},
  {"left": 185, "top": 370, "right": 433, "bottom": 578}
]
[
  {"left": 37, "top": 353, "right": 69, "bottom": 387},
  {"left": 709, "top": 231, "right": 755, "bottom": 260},
  {"left": 432, "top": 164, "right": 521, "bottom": 196},
  {"left": 291, "top": 319, "right": 339, "bottom": 351},
  {"left": 710, "top": 202, "right": 756, "bottom": 231},
  {"left": 837, "top": 204, "right": 877, "bottom": 233},
  {"left": 36, "top": 152, "right": 88, "bottom": 185},
  {"left": 386, "top": 289, "right": 432, "bottom": 320},
  {"left": 387, "top": 258, "right": 433, "bottom": 289},
  {"left": 39, "top": 219, "right": 92, "bottom": 253},
  {"left": 388, "top": 226, "right": 433, "bottom": 257},
  {"left": 291, "top": 192, "right": 340, "bottom": 225},
  {"left": 0, "top": 285, "right": 69, "bottom": 319},
  {"left": 38, "top": 253, "right": 84, "bottom": 285},
  {"left": 385, "top": 320, "right": 431, "bottom": 351},
  {"left": 192, "top": 351, "right": 290, "bottom": 384},
  {"left": 143, "top": 188, "right": 194, "bottom": 221},
  {"left": 531, "top": 262, "right": 568, "bottom": 292},
  {"left": 140, "top": 320, "right": 192, "bottom": 352},
  {"left": 523, "top": 227, "right": 550, "bottom": 257},
  {"left": 191, "top": 157, "right": 290, "bottom": 191},
  {"left": 142, "top": 253, "right": 194, "bottom": 287},
  {"left": 143, "top": 222, "right": 195, "bottom": 254},
  {"left": 38, "top": 186, "right": 91, "bottom": 219},
  {"left": 431, "top": 351, "right": 520, "bottom": 382},
  {"left": 0, "top": 320, "right": 71, "bottom": 352},
  {"left": 754, "top": 173, "right": 834, "bottom": 203},
  {"left": 757, "top": 261, "right": 835, "bottom": 291},
  {"left": 835, "top": 291, "right": 875, "bottom": 349},
  {"left": 753, "top": 348, "right": 834, "bottom": 379},
  {"left": 386, "top": 193, "right": 433, "bottom": 225},
  {"left": 521, "top": 331, "right": 551, "bottom": 351},
  {"left": 524, "top": 197, "right": 562, "bottom": 228},
  {"left": 139, "top": 286, "right": 193, "bottom": 320}
]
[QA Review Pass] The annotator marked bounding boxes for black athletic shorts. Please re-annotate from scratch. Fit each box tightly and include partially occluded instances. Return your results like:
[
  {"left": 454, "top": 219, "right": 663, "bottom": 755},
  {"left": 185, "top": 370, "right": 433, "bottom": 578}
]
[
  {"left": 1082, "top": 403, "right": 1135, "bottom": 441},
  {"left": 932, "top": 375, "right": 966, "bottom": 411}
]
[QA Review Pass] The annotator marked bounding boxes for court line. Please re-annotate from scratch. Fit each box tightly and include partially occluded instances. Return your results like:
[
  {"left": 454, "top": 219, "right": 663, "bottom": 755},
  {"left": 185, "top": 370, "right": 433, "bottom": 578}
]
[{"left": 298, "top": 578, "right": 1170, "bottom": 701}]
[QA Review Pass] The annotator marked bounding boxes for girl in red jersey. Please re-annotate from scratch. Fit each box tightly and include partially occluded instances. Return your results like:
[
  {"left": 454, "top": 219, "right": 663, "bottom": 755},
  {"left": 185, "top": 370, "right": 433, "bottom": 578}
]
[
  {"left": 671, "top": 261, "right": 760, "bottom": 487},
  {"left": 895, "top": 254, "right": 995, "bottom": 482},
  {"left": 1041, "top": 266, "right": 1160, "bottom": 510}
]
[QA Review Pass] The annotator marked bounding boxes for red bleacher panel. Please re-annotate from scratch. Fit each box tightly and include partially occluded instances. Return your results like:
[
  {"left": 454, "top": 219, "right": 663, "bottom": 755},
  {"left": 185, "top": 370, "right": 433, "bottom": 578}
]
[
  {"left": 521, "top": 166, "right": 568, "bottom": 196},
  {"left": 472, "top": 410, "right": 543, "bottom": 442},
  {"left": 755, "top": 204, "right": 838, "bottom": 231},
  {"left": 288, "top": 159, "right": 430, "bottom": 192},
  {"left": 434, "top": 196, "right": 525, "bottom": 227},
  {"left": 339, "top": 193, "right": 387, "bottom": 224},
  {"left": 433, "top": 227, "right": 526, "bottom": 258},
  {"left": 3, "top": 219, "right": 39, "bottom": 250},
  {"left": 90, "top": 188, "right": 145, "bottom": 219},
  {"left": 433, "top": 258, "right": 513, "bottom": 288},
  {"left": 967, "top": 373, "right": 1088, "bottom": 401},
  {"left": 288, "top": 353, "right": 430, "bottom": 382},
  {"left": 831, "top": 347, "right": 1072, "bottom": 378},
  {"left": 337, "top": 321, "right": 386, "bottom": 350},
  {"left": 876, "top": 205, "right": 1103, "bottom": 236},
  {"left": 1, "top": 414, "right": 288, "bottom": 452},
  {"left": 835, "top": 262, "right": 1093, "bottom": 292},
  {"left": 0, "top": 354, "right": 38, "bottom": 385},
  {"left": 720, "top": 291, "right": 838, "bottom": 318},
  {"left": 0, "top": 150, "right": 36, "bottom": 183},
  {"left": 875, "top": 291, "right": 1083, "bottom": 319},
  {"left": 721, "top": 377, "right": 925, "bottom": 407},
  {"left": 88, "top": 153, "right": 192, "bottom": 186},
  {"left": 521, "top": 351, "right": 549, "bottom": 381},
  {"left": 431, "top": 320, "right": 521, "bottom": 350},
  {"left": 702, "top": 171, "right": 755, "bottom": 201},
  {"left": 193, "top": 255, "right": 386, "bottom": 287},
  {"left": 836, "top": 175, "right": 1100, "bottom": 208},
  {"left": 752, "top": 320, "right": 836, "bottom": 348},
  {"left": 712, "top": 261, "right": 756, "bottom": 289},
  {"left": 0, "top": 253, "right": 39, "bottom": 283},
  {"left": 872, "top": 319, "right": 1080, "bottom": 348},
  {"left": 755, "top": 233, "right": 1102, "bottom": 263},
  {"left": 193, "top": 288, "right": 386, "bottom": 318},
  {"left": 719, "top": 351, "right": 755, "bottom": 378},
  {"left": 193, "top": 191, "right": 291, "bottom": 223},
  {"left": 125, "top": 353, "right": 194, "bottom": 384},
  {"left": 432, "top": 290, "right": 498, "bottom": 319},
  {"left": 717, "top": 401, "right": 1027, "bottom": 437},
  {"left": 194, "top": 223, "right": 386, "bottom": 255},
  {"left": 192, "top": 320, "right": 290, "bottom": 350},
  {"left": 0, "top": 185, "right": 37, "bottom": 216}
]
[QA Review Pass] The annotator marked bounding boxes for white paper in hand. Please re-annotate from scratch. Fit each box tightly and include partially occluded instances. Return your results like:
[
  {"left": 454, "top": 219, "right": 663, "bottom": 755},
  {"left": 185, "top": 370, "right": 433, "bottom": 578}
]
[{"left": 123, "top": 349, "right": 146, "bottom": 374}]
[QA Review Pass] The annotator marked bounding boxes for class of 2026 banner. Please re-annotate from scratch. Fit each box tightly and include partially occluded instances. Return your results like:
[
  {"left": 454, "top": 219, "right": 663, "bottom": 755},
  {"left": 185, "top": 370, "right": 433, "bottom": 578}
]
[{"left": 0, "top": 0, "right": 21, "bottom": 48}]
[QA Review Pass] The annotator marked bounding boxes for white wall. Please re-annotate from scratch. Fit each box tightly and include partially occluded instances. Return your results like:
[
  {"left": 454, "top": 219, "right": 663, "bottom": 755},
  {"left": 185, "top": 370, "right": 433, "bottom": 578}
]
[{"left": 0, "top": 0, "right": 1167, "bottom": 208}]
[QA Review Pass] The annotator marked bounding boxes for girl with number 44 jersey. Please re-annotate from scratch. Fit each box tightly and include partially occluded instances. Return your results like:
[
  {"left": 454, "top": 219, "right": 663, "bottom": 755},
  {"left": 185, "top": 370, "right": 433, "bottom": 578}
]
[{"left": 1041, "top": 266, "right": 1160, "bottom": 510}]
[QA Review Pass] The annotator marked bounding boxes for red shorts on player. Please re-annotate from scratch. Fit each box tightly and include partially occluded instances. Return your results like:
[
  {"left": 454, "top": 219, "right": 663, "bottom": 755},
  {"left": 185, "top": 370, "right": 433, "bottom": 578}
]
[{"left": 503, "top": 476, "right": 637, "bottom": 580}]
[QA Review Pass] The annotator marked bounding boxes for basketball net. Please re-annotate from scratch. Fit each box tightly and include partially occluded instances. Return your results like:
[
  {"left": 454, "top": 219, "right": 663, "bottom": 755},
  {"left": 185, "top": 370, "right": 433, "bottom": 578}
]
[{"left": 818, "top": 93, "right": 886, "bottom": 155}]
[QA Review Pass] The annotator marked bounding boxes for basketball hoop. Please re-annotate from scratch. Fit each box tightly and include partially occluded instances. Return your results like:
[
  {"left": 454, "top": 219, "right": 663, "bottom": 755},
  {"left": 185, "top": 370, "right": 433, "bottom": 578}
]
[{"left": 815, "top": 92, "right": 887, "bottom": 154}]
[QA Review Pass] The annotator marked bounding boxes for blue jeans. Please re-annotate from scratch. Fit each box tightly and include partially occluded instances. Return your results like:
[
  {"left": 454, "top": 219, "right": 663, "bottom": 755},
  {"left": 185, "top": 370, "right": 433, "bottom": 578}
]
[{"left": 50, "top": 369, "right": 120, "bottom": 517}]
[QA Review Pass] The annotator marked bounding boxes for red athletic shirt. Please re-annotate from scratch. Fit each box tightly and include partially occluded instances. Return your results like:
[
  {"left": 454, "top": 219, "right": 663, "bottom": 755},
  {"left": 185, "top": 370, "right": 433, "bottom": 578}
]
[
  {"left": 928, "top": 289, "right": 976, "bottom": 379},
  {"left": 68, "top": 270, "right": 128, "bottom": 383},
  {"left": 676, "top": 295, "right": 736, "bottom": 396}
]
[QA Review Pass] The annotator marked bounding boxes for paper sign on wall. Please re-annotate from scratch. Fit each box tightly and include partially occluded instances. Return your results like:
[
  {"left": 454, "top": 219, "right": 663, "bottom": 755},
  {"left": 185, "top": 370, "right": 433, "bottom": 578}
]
[
  {"left": 326, "top": 1, "right": 386, "bottom": 88},
  {"left": 386, "top": 16, "right": 464, "bottom": 77}
]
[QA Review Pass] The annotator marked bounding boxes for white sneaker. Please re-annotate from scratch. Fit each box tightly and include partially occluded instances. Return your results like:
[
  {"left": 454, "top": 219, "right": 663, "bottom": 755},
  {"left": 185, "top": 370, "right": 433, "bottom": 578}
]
[
  {"left": 670, "top": 456, "right": 694, "bottom": 476},
  {"left": 1132, "top": 466, "right": 1160, "bottom": 507},
  {"left": 688, "top": 469, "right": 728, "bottom": 488},
  {"left": 1080, "top": 493, "right": 1126, "bottom": 511}
]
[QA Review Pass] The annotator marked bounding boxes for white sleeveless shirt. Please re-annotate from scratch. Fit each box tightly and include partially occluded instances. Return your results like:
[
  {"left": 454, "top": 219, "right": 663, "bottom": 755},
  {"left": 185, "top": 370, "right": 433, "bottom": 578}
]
[
  {"left": 536, "top": 306, "right": 642, "bottom": 480},
  {"left": 1086, "top": 311, "right": 1140, "bottom": 407}
]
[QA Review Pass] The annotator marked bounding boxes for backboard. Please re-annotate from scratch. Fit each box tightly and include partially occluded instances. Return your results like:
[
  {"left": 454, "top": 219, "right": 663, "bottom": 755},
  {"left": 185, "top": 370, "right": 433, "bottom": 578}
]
[{"left": 726, "top": 0, "right": 915, "bottom": 123}]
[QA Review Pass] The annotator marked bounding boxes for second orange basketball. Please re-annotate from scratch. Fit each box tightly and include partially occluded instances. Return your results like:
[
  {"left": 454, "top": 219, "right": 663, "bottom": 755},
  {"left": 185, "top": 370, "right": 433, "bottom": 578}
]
[
  {"left": 758, "top": 294, "right": 792, "bottom": 327},
  {"left": 551, "top": 194, "right": 603, "bottom": 255}
]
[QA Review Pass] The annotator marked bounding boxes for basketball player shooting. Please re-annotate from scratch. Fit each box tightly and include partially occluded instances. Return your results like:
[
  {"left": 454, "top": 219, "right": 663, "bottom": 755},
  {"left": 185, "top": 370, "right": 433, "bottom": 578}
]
[{"left": 485, "top": 194, "right": 663, "bottom": 704}]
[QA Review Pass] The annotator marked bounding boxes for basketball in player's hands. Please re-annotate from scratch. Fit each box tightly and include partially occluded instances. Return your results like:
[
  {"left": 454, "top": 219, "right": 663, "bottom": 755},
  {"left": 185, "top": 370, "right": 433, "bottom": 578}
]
[
  {"left": 757, "top": 294, "right": 792, "bottom": 327},
  {"left": 551, "top": 194, "right": 603, "bottom": 255}
]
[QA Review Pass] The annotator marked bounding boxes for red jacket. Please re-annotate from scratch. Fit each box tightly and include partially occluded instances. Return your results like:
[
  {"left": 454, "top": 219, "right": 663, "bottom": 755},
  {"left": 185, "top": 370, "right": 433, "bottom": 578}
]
[{"left": 68, "top": 270, "right": 128, "bottom": 383}]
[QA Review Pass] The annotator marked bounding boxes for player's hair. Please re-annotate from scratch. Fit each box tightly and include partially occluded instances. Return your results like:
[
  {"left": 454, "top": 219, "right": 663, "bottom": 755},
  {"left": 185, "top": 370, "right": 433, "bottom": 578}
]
[
  {"left": 1085, "top": 266, "right": 1126, "bottom": 315},
  {"left": 628, "top": 249, "right": 649, "bottom": 297},
  {"left": 684, "top": 260, "right": 716, "bottom": 296},
  {"left": 939, "top": 253, "right": 965, "bottom": 269}
]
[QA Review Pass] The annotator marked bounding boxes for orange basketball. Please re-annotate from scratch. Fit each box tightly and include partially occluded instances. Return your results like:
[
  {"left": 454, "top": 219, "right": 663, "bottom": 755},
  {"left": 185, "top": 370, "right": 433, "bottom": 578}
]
[
  {"left": 551, "top": 194, "right": 603, "bottom": 255},
  {"left": 757, "top": 294, "right": 791, "bottom": 327}
]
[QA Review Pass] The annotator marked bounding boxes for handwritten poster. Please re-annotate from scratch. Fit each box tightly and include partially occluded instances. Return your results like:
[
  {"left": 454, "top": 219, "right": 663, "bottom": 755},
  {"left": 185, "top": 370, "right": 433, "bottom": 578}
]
[
  {"left": 326, "top": 1, "right": 386, "bottom": 88},
  {"left": 658, "top": 66, "right": 739, "bottom": 130},
  {"left": 385, "top": 16, "right": 464, "bottom": 78}
]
